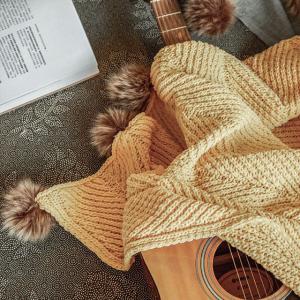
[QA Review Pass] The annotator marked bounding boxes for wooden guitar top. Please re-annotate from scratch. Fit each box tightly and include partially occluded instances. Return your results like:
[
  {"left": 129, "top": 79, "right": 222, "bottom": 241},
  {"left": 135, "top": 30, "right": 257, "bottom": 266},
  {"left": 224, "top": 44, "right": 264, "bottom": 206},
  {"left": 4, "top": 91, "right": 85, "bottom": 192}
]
[{"left": 142, "top": 240, "right": 209, "bottom": 300}]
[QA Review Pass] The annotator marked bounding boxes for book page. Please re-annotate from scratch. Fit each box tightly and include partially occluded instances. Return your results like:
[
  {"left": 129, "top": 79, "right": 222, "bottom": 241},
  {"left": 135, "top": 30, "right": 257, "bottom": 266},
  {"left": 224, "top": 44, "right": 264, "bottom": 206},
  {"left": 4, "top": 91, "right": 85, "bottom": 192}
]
[{"left": 0, "top": 0, "right": 99, "bottom": 113}]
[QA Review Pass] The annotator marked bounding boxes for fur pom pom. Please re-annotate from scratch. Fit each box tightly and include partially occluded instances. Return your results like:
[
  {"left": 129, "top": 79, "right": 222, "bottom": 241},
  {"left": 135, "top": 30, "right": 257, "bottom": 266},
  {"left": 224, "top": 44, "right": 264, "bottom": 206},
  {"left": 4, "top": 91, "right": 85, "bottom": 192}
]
[
  {"left": 1, "top": 179, "right": 54, "bottom": 241},
  {"left": 107, "top": 64, "right": 151, "bottom": 111},
  {"left": 285, "top": 0, "right": 300, "bottom": 16},
  {"left": 90, "top": 108, "right": 137, "bottom": 156},
  {"left": 184, "top": 0, "right": 236, "bottom": 36}
]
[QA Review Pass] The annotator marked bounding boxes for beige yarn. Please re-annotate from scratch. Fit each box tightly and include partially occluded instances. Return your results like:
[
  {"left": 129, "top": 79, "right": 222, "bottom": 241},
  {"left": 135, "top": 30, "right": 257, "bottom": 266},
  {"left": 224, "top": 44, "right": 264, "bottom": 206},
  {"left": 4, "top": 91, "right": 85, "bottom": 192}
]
[{"left": 36, "top": 37, "right": 300, "bottom": 294}]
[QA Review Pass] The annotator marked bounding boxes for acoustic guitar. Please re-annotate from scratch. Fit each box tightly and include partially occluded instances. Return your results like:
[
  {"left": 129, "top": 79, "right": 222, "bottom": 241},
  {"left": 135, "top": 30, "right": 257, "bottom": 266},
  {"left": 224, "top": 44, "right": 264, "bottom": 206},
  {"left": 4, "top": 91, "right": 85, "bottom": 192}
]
[{"left": 141, "top": 1, "right": 293, "bottom": 299}]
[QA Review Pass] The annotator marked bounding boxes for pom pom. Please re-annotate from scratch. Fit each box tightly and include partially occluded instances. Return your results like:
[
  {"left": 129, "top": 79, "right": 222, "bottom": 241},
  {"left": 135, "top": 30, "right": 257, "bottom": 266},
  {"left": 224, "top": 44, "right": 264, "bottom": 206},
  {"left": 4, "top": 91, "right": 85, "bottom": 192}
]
[
  {"left": 90, "top": 108, "right": 137, "bottom": 157},
  {"left": 107, "top": 64, "right": 151, "bottom": 111},
  {"left": 1, "top": 179, "right": 54, "bottom": 241},
  {"left": 184, "top": 0, "right": 236, "bottom": 36},
  {"left": 285, "top": 0, "right": 300, "bottom": 16}
]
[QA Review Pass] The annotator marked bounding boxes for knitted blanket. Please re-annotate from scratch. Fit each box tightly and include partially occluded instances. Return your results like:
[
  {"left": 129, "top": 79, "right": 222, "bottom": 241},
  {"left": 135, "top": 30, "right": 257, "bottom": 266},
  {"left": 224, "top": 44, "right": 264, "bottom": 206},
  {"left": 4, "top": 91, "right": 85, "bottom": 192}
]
[{"left": 36, "top": 37, "right": 300, "bottom": 294}]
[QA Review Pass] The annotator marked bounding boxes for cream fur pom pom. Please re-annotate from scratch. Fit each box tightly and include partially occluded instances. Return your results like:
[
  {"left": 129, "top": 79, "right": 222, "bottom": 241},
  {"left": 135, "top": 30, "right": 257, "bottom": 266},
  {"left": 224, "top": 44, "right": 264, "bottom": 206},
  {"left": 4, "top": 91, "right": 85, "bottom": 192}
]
[
  {"left": 184, "top": 0, "right": 236, "bottom": 36},
  {"left": 1, "top": 179, "right": 54, "bottom": 241},
  {"left": 107, "top": 64, "right": 151, "bottom": 111},
  {"left": 90, "top": 108, "right": 137, "bottom": 157}
]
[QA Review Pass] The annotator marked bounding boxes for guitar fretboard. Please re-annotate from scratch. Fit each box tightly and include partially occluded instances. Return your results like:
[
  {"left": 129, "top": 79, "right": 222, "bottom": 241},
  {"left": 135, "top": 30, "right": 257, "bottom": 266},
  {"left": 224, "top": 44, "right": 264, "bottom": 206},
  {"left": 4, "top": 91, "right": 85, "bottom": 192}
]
[{"left": 150, "top": 0, "right": 191, "bottom": 45}]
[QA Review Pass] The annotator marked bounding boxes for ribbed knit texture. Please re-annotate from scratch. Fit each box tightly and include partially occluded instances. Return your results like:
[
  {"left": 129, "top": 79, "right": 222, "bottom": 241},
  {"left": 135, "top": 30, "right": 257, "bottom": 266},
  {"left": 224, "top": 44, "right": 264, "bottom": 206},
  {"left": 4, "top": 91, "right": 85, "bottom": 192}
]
[{"left": 36, "top": 37, "right": 300, "bottom": 294}]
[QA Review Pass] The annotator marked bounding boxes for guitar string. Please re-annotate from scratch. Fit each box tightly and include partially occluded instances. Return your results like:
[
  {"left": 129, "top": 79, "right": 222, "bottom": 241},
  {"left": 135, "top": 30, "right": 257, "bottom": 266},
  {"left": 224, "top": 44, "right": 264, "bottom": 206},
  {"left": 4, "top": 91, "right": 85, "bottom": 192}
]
[
  {"left": 228, "top": 242, "right": 247, "bottom": 299},
  {"left": 151, "top": 0, "right": 189, "bottom": 44},
  {"left": 164, "top": 0, "right": 181, "bottom": 45},
  {"left": 274, "top": 276, "right": 279, "bottom": 290},
  {"left": 265, "top": 269, "right": 274, "bottom": 294},
  {"left": 150, "top": 0, "right": 162, "bottom": 37},
  {"left": 236, "top": 249, "right": 254, "bottom": 300},
  {"left": 254, "top": 261, "right": 268, "bottom": 297},
  {"left": 165, "top": 0, "right": 190, "bottom": 43},
  {"left": 162, "top": 0, "right": 176, "bottom": 44},
  {"left": 151, "top": 0, "right": 173, "bottom": 44},
  {"left": 265, "top": 269, "right": 275, "bottom": 294},
  {"left": 150, "top": 0, "right": 167, "bottom": 41},
  {"left": 244, "top": 253, "right": 262, "bottom": 299}
]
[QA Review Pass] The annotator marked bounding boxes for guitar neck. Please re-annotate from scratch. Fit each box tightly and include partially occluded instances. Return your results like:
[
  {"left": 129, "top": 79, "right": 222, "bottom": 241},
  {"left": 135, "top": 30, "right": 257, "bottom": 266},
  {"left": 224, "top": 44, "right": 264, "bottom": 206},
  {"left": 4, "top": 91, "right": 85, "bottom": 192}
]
[{"left": 150, "top": 0, "right": 191, "bottom": 45}]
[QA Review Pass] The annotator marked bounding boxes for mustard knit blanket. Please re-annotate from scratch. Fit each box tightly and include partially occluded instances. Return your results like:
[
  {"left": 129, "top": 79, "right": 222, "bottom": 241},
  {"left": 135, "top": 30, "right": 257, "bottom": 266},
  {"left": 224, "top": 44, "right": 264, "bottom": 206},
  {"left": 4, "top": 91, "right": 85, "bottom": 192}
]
[{"left": 36, "top": 37, "right": 300, "bottom": 294}]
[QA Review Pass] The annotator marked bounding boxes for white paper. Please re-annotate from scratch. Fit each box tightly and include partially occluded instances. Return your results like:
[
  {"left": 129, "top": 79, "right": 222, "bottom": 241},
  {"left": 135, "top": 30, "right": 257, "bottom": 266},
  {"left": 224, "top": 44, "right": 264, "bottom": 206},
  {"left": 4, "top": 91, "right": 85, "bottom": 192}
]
[{"left": 0, "top": 0, "right": 99, "bottom": 114}]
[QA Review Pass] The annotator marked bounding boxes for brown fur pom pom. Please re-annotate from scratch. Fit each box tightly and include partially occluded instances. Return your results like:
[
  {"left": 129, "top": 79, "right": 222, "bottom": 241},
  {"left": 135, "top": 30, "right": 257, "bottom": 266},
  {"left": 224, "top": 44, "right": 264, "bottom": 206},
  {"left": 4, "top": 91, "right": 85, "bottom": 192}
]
[
  {"left": 1, "top": 179, "right": 54, "bottom": 241},
  {"left": 107, "top": 64, "right": 151, "bottom": 111},
  {"left": 90, "top": 108, "right": 137, "bottom": 156},
  {"left": 184, "top": 0, "right": 236, "bottom": 36},
  {"left": 285, "top": 0, "right": 300, "bottom": 16}
]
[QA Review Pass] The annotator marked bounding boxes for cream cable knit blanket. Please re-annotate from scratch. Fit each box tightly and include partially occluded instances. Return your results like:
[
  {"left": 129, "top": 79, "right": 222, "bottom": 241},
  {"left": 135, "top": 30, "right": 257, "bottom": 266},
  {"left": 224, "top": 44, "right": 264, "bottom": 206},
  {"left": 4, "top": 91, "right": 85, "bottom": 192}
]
[{"left": 36, "top": 37, "right": 300, "bottom": 294}]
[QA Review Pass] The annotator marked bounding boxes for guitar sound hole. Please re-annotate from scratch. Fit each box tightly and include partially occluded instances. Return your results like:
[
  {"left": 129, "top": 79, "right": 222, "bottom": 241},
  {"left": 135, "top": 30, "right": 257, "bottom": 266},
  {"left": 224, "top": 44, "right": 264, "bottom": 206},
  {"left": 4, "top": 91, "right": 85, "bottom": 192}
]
[{"left": 213, "top": 241, "right": 282, "bottom": 299}]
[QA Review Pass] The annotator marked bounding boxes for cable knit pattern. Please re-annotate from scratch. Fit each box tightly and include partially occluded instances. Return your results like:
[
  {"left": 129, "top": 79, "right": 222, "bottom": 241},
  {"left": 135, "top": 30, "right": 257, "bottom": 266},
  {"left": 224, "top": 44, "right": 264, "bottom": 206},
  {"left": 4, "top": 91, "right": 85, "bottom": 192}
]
[{"left": 36, "top": 37, "right": 300, "bottom": 294}]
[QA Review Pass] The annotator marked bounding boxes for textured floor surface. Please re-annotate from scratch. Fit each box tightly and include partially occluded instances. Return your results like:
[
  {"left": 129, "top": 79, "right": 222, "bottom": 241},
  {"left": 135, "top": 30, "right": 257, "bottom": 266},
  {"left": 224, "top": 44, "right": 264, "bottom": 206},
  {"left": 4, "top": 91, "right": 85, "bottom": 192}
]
[{"left": 0, "top": 0, "right": 299, "bottom": 299}]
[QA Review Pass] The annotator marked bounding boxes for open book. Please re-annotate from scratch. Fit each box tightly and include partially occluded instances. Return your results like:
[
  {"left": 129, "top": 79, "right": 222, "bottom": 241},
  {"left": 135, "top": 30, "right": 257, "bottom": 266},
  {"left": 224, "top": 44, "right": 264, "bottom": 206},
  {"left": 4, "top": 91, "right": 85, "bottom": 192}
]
[{"left": 0, "top": 0, "right": 99, "bottom": 114}]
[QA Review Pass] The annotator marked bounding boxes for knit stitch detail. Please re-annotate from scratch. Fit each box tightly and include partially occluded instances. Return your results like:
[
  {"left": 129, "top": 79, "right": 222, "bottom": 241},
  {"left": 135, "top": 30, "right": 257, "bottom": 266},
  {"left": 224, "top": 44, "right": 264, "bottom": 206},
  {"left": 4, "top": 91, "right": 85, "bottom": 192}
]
[
  {"left": 36, "top": 37, "right": 300, "bottom": 294},
  {"left": 124, "top": 37, "right": 300, "bottom": 294}
]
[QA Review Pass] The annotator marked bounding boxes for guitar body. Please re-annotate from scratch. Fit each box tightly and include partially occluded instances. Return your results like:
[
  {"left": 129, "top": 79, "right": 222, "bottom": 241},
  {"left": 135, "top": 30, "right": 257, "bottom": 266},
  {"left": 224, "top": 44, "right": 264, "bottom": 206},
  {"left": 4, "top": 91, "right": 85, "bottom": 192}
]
[
  {"left": 143, "top": 240, "right": 207, "bottom": 300},
  {"left": 143, "top": 238, "right": 291, "bottom": 300},
  {"left": 142, "top": 1, "right": 293, "bottom": 299}
]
